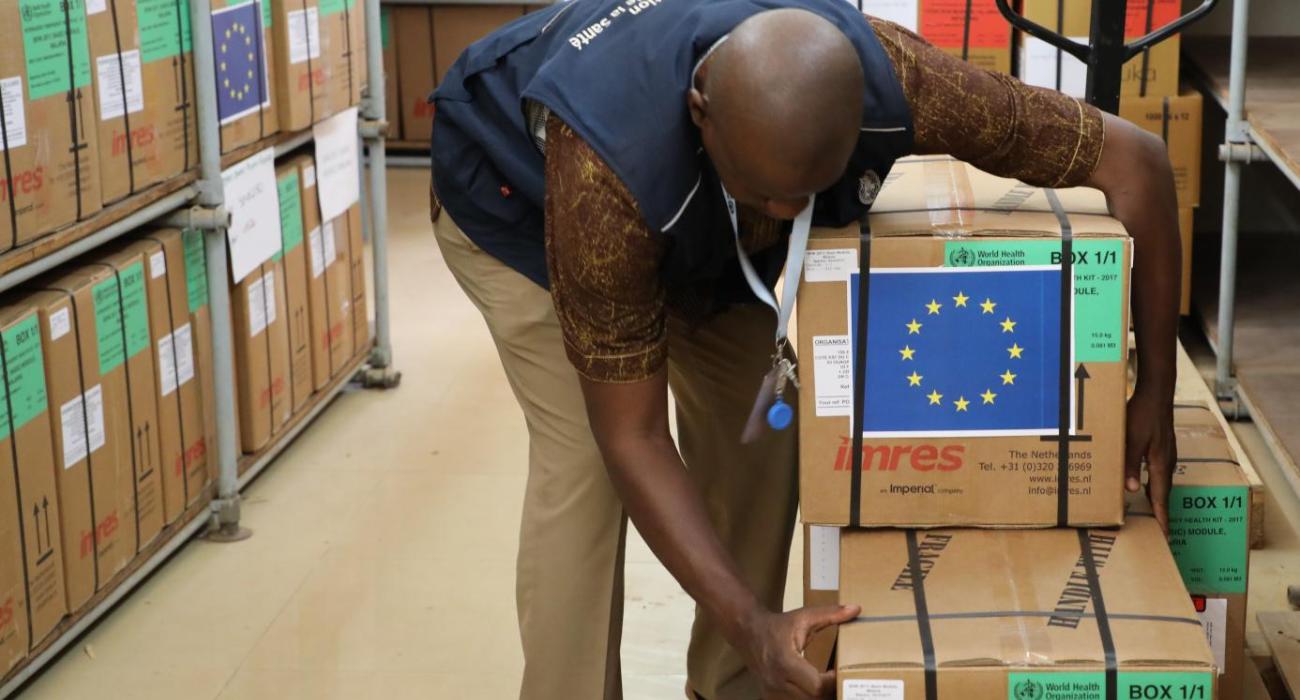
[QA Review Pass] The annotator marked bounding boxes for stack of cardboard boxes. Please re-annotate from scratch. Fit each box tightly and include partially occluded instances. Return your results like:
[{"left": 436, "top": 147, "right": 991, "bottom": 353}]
[
  {"left": 797, "top": 157, "right": 1222, "bottom": 697},
  {"left": 0, "top": 224, "right": 217, "bottom": 678},
  {"left": 224, "top": 146, "right": 369, "bottom": 458},
  {"left": 1013, "top": 0, "right": 1202, "bottom": 313}
]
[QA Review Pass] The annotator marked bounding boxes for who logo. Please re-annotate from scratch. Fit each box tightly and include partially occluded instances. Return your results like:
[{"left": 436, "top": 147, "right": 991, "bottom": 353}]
[{"left": 1013, "top": 678, "right": 1045, "bottom": 700}]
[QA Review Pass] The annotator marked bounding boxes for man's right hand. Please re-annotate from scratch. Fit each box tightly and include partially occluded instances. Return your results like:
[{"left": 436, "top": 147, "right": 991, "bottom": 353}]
[{"left": 739, "top": 604, "right": 862, "bottom": 700}]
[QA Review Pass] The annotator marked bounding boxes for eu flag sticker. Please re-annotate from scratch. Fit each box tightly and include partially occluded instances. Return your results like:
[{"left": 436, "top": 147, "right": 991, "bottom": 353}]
[
  {"left": 850, "top": 266, "right": 1074, "bottom": 437},
  {"left": 211, "top": 1, "right": 270, "bottom": 125}
]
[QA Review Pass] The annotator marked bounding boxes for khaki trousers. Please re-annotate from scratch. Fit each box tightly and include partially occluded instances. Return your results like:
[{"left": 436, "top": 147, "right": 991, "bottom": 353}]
[{"left": 434, "top": 215, "right": 798, "bottom": 700}]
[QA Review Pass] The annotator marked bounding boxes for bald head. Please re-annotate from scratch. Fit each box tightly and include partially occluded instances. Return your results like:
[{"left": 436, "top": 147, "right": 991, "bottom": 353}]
[{"left": 690, "top": 9, "right": 865, "bottom": 218}]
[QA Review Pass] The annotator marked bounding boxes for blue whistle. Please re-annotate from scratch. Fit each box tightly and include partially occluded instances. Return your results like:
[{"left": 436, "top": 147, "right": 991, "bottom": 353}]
[{"left": 766, "top": 399, "right": 794, "bottom": 430}]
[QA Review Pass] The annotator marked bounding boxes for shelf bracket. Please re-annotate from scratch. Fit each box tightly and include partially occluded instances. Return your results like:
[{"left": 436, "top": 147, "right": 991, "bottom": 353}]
[
  {"left": 162, "top": 204, "right": 230, "bottom": 231},
  {"left": 1219, "top": 141, "right": 1267, "bottom": 164}
]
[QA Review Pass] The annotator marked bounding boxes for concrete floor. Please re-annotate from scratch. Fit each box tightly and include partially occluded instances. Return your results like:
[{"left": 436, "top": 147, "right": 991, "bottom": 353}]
[{"left": 15, "top": 168, "right": 1298, "bottom": 698}]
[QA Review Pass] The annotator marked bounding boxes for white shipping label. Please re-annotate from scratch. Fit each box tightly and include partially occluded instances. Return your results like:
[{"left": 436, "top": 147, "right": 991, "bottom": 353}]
[
  {"left": 312, "top": 107, "right": 360, "bottom": 221},
  {"left": 804, "top": 249, "right": 858, "bottom": 283},
  {"left": 1021, "top": 37, "right": 1088, "bottom": 98},
  {"left": 96, "top": 50, "right": 145, "bottom": 120},
  {"left": 1196, "top": 597, "right": 1228, "bottom": 674},
  {"left": 85, "top": 0, "right": 107, "bottom": 13},
  {"left": 221, "top": 148, "right": 283, "bottom": 283},
  {"left": 85, "top": 385, "right": 106, "bottom": 454},
  {"left": 808, "top": 525, "right": 841, "bottom": 591},
  {"left": 263, "top": 270, "right": 278, "bottom": 325},
  {"left": 857, "top": 0, "right": 917, "bottom": 31},
  {"left": 308, "top": 227, "right": 325, "bottom": 278},
  {"left": 174, "top": 323, "right": 195, "bottom": 386},
  {"left": 248, "top": 276, "right": 268, "bottom": 336},
  {"left": 157, "top": 332, "right": 178, "bottom": 396},
  {"left": 59, "top": 395, "right": 88, "bottom": 469},
  {"left": 812, "top": 335, "right": 852, "bottom": 417},
  {"left": 303, "top": 165, "right": 316, "bottom": 189},
  {"left": 0, "top": 77, "right": 27, "bottom": 150},
  {"left": 322, "top": 221, "right": 338, "bottom": 266},
  {"left": 843, "top": 680, "right": 904, "bottom": 700},
  {"left": 149, "top": 250, "right": 167, "bottom": 278},
  {"left": 49, "top": 308, "right": 71, "bottom": 341},
  {"left": 287, "top": 8, "right": 322, "bottom": 64}
]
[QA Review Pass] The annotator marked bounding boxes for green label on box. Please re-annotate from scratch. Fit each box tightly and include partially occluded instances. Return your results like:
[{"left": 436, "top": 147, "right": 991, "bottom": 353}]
[
  {"left": 277, "top": 172, "right": 304, "bottom": 258},
  {"left": 944, "top": 240, "right": 1126, "bottom": 363},
  {"left": 1008, "top": 672, "right": 1212, "bottom": 700},
  {"left": 20, "top": 0, "right": 94, "bottom": 100},
  {"left": 320, "top": 0, "right": 357, "bottom": 16},
  {"left": 1169, "top": 485, "right": 1249, "bottom": 594},
  {"left": 0, "top": 315, "right": 49, "bottom": 438},
  {"left": 137, "top": 0, "right": 193, "bottom": 63},
  {"left": 94, "top": 276, "right": 127, "bottom": 374},
  {"left": 119, "top": 262, "right": 151, "bottom": 359},
  {"left": 261, "top": 0, "right": 272, "bottom": 29},
  {"left": 183, "top": 229, "right": 209, "bottom": 313},
  {"left": 380, "top": 6, "right": 391, "bottom": 48}
]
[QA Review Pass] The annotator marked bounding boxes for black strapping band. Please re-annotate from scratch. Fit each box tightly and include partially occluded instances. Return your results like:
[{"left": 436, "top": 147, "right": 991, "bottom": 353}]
[
  {"left": 1139, "top": 0, "right": 1156, "bottom": 97},
  {"left": 1046, "top": 189, "right": 1073, "bottom": 526},
  {"left": 172, "top": 0, "right": 193, "bottom": 169},
  {"left": 1162, "top": 97, "right": 1171, "bottom": 143},
  {"left": 61, "top": 0, "right": 87, "bottom": 220},
  {"left": 254, "top": 1, "right": 268, "bottom": 139},
  {"left": 0, "top": 75, "right": 18, "bottom": 245},
  {"left": 1177, "top": 456, "right": 1240, "bottom": 465},
  {"left": 146, "top": 235, "right": 192, "bottom": 501},
  {"left": 961, "top": 0, "right": 973, "bottom": 61},
  {"left": 1079, "top": 530, "right": 1118, "bottom": 700},
  {"left": 848, "top": 609, "right": 1201, "bottom": 626},
  {"left": 301, "top": 0, "right": 318, "bottom": 123},
  {"left": 848, "top": 214, "right": 872, "bottom": 527},
  {"left": 1053, "top": 0, "right": 1064, "bottom": 92},
  {"left": 108, "top": 0, "right": 137, "bottom": 194},
  {"left": 0, "top": 328, "right": 35, "bottom": 645},
  {"left": 905, "top": 531, "right": 938, "bottom": 700}
]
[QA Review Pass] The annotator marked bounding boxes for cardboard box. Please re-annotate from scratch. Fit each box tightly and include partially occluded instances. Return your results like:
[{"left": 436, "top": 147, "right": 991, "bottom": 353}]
[
  {"left": 392, "top": 6, "right": 434, "bottom": 143},
  {"left": 921, "top": 0, "right": 1012, "bottom": 73},
  {"left": 134, "top": 233, "right": 209, "bottom": 523},
  {"left": 289, "top": 156, "right": 330, "bottom": 390},
  {"left": 1130, "top": 403, "right": 1251, "bottom": 700},
  {"left": 321, "top": 213, "right": 354, "bottom": 376},
  {"left": 837, "top": 517, "right": 1216, "bottom": 698},
  {"left": 0, "top": 304, "right": 68, "bottom": 672},
  {"left": 1019, "top": 0, "right": 1180, "bottom": 98},
  {"left": 211, "top": 0, "right": 280, "bottom": 153},
  {"left": 342, "top": 205, "right": 368, "bottom": 355},
  {"left": 802, "top": 524, "right": 840, "bottom": 675},
  {"left": 798, "top": 157, "right": 1130, "bottom": 527},
  {"left": 34, "top": 266, "right": 142, "bottom": 609},
  {"left": 1179, "top": 207, "right": 1193, "bottom": 316},
  {"left": 1120, "top": 91, "right": 1203, "bottom": 208},
  {"left": 275, "top": 162, "right": 314, "bottom": 412},
  {"left": 180, "top": 229, "right": 219, "bottom": 483},
  {"left": 270, "top": 0, "right": 327, "bottom": 131},
  {"left": 95, "top": 249, "right": 166, "bottom": 552},
  {"left": 87, "top": 0, "right": 199, "bottom": 205},
  {"left": 380, "top": 6, "right": 398, "bottom": 137},
  {"left": 319, "top": 0, "right": 366, "bottom": 117},
  {"left": 0, "top": 0, "right": 104, "bottom": 248},
  {"left": 230, "top": 259, "right": 291, "bottom": 453}
]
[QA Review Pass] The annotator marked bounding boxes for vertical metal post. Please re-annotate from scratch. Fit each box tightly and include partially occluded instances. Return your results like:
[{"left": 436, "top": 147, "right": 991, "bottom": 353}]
[
  {"left": 1215, "top": 0, "right": 1251, "bottom": 398},
  {"left": 191, "top": 0, "right": 247, "bottom": 534},
  {"left": 1084, "top": 0, "right": 1129, "bottom": 114},
  {"left": 362, "top": 0, "right": 394, "bottom": 372}
]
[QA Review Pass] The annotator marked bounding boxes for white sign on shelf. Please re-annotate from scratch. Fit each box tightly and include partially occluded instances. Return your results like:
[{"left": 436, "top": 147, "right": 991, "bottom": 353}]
[
  {"left": 313, "top": 107, "right": 360, "bottom": 222},
  {"left": 222, "top": 147, "right": 282, "bottom": 283}
]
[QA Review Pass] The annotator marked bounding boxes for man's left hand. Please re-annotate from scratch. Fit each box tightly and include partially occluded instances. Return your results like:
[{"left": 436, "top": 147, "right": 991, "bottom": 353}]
[{"left": 1126, "top": 387, "right": 1177, "bottom": 532}]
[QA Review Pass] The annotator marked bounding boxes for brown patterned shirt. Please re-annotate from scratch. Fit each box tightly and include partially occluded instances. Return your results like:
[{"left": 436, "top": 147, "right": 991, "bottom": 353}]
[{"left": 546, "top": 17, "right": 1105, "bottom": 384}]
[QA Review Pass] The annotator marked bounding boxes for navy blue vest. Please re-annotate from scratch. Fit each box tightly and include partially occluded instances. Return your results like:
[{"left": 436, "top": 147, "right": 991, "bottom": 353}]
[{"left": 431, "top": 0, "right": 914, "bottom": 304}]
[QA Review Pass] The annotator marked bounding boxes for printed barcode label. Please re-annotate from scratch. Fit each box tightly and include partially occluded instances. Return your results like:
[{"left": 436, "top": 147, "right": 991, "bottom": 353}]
[
  {"left": 287, "top": 8, "right": 322, "bottom": 64},
  {"left": 158, "top": 332, "right": 178, "bottom": 396},
  {"left": 149, "top": 251, "right": 167, "bottom": 278},
  {"left": 249, "top": 276, "right": 268, "bottom": 336},
  {"left": 309, "top": 227, "right": 325, "bottom": 278},
  {"left": 0, "top": 77, "right": 27, "bottom": 150},
  {"left": 844, "top": 679, "right": 904, "bottom": 700},
  {"left": 322, "top": 221, "right": 338, "bottom": 265},
  {"left": 96, "top": 51, "right": 145, "bottom": 120},
  {"left": 174, "top": 323, "right": 195, "bottom": 386},
  {"left": 85, "top": 385, "right": 106, "bottom": 454},
  {"left": 49, "top": 308, "right": 71, "bottom": 341},
  {"left": 263, "top": 270, "right": 278, "bottom": 325},
  {"left": 303, "top": 165, "right": 316, "bottom": 189},
  {"left": 60, "top": 394, "right": 88, "bottom": 468}
]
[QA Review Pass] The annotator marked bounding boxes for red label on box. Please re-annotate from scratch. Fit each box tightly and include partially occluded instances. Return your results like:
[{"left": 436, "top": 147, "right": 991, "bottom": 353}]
[
  {"left": 921, "top": 0, "right": 1011, "bottom": 50},
  {"left": 1125, "top": 0, "right": 1178, "bottom": 36}
]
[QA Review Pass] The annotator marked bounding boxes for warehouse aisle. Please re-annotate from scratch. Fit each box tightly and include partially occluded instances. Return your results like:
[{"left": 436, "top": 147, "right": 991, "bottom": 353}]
[{"left": 19, "top": 168, "right": 801, "bottom": 699}]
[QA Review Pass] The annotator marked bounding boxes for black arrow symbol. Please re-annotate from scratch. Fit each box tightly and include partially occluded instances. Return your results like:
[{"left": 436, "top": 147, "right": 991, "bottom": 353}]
[
  {"left": 41, "top": 497, "right": 51, "bottom": 554},
  {"left": 32, "top": 503, "right": 43, "bottom": 552},
  {"left": 1075, "top": 364, "right": 1090, "bottom": 430}
]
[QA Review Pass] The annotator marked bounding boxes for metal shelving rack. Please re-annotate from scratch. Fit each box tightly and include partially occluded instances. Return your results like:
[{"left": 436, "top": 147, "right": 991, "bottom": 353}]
[{"left": 0, "top": 0, "right": 397, "bottom": 692}]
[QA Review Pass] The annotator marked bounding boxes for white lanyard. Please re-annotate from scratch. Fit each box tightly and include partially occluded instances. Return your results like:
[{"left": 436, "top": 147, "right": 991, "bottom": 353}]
[{"left": 721, "top": 186, "right": 815, "bottom": 351}]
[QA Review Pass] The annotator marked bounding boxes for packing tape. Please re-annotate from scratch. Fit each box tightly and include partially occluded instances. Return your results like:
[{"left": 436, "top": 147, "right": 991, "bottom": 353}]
[
  {"left": 46, "top": 285, "right": 103, "bottom": 591},
  {"left": 95, "top": 263, "right": 146, "bottom": 556},
  {"left": 905, "top": 531, "right": 939, "bottom": 700},
  {"left": 848, "top": 214, "right": 871, "bottom": 527},
  {"left": 108, "top": 0, "right": 139, "bottom": 194},
  {"left": 0, "top": 325, "right": 36, "bottom": 644},
  {"left": 921, "top": 159, "right": 975, "bottom": 232}
]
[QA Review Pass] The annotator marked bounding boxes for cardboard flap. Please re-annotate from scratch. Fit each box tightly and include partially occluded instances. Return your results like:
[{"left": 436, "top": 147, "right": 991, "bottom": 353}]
[{"left": 838, "top": 519, "right": 1213, "bottom": 671}]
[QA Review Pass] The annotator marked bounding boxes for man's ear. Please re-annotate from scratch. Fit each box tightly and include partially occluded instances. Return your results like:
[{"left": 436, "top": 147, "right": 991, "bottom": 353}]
[{"left": 687, "top": 88, "right": 708, "bottom": 128}]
